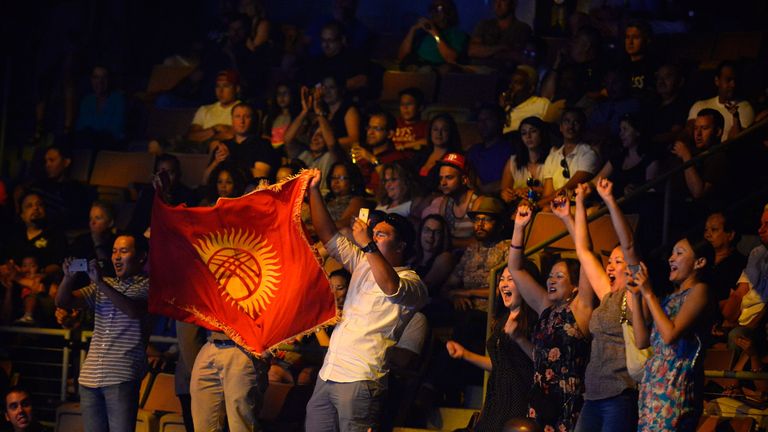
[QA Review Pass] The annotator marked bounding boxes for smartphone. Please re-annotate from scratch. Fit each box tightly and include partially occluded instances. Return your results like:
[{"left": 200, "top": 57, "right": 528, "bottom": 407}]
[
  {"left": 358, "top": 208, "right": 369, "bottom": 224},
  {"left": 70, "top": 259, "right": 88, "bottom": 273}
]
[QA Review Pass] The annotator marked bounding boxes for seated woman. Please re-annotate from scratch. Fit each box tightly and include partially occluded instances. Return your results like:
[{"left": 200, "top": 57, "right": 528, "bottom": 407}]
[
  {"left": 199, "top": 163, "right": 248, "bottom": 207},
  {"left": 261, "top": 82, "right": 300, "bottom": 155},
  {"left": 594, "top": 113, "right": 659, "bottom": 198},
  {"left": 417, "top": 113, "right": 462, "bottom": 192},
  {"left": 629, "top": 238, "right": 713, "bottom": 431},
  {"left": 324, "top": 161, "right": 368, "bottom": 230},
  {"left": 500, "top": 116, "right": 551, "bottom": 204},
  {"left": 284, "top": 86, "right": 340, "bottom": 196},
  {"left": 509, "top": 200, "right": 594, "bottom": 431},
  {"left": 446, "top": 267, "right": 536, "bottom": 431},
  {"left": 318, "top": 75, "right": 361, "bottom": 151},
  {"left": 397, "top": 0, "right": 468, "bottom": 70},
  {"left": 702, "top": 211, "right": 747, "bottom": 321},
  {"left": 375, "top": 162, "right": 423, "bottom": 220},
  {"left": 412, "top": 214, "right": 456, "bottom": 297}
]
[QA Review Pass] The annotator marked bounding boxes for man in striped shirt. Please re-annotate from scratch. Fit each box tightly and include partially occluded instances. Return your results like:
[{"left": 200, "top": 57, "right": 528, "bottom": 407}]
[{"left": 56, "top": 233, "right": 149, "bottom": 432}]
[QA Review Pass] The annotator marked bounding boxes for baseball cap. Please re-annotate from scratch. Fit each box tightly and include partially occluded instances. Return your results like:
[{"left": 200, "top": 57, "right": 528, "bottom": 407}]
[
  {"left": 435, "top": 153, "right": 466, "bottom": 174},
  {"left": 216, "top": 70, "right": 240, "bottom": 86}
]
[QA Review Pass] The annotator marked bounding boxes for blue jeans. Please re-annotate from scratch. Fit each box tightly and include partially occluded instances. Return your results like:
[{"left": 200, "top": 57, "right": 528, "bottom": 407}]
[
  {"left": 79, "top": 380, "right": 141, "bottom": 432},
  {"left": 574, "top": 390, "right": 638, "bottom": 432},
  {"left": 305, "top": 378, "right": 386, "bottom": 432}
]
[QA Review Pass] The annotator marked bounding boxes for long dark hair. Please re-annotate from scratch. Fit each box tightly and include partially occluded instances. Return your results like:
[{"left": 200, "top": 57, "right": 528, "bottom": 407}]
[
  {"left": 426, "top": 113, "right": 462, "bottom": 153},
  {"left": 683, "top": 235, "right": 715, "bottom": 287},
  {"left": 262, "top": 83, "right": 300, "bottom": 136},
  {"left": 324, "top": 161, "right": 365, "bottom": 200},
  {"left": 515, "top": 116, "right": 552, "bottom": 170}
]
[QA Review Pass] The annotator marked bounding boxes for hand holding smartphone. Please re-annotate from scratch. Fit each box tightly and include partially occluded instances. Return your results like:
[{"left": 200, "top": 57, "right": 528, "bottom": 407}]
[
  {"left": 70, "top": 259, "right": 88, "bottom": 273},
  {"left": 358, "top": 208, "right": 369, "bottom": 224}
]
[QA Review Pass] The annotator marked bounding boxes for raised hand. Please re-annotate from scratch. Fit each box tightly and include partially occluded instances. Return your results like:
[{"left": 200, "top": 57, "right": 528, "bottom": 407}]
[
  {"left": 574, "top": 183, "right": 591, "bottom": 203},
  {"left": 596, "top": 177, "right": 614, "bottom": 201},
  {"left": 550, "top": 193, "right": 571, "bottom": 219},
  {"left": 515, "top": 203, "right": 533, "bottom": 228},
  {"left": 445, "top": 340, "right": 466, "bottom": 359},
  {"left": 307, "top": 168, "right": 322, "bottom": 190},
  {"left": 351, "top": 216, "right": 372, "bottom": 249},
  {"left": 300, "top": 86, "right": 312, "bottom": 113}
]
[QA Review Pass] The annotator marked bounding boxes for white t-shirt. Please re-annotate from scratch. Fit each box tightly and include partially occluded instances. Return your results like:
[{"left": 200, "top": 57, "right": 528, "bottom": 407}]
[
  {"left": 320, "top": 233, "right": 427, "bottom": 382},
  {"left": 687, "top": 96, "right": 754, "bottom": 142},
  {"left": 503, "top": 96, "right": 551, "bottom": 134},
  {"left": 542, "top": 144, "right": 600, "bottom": 190},
  {"left": 191, "top": 101, "right": 240, "bottom": 129}
]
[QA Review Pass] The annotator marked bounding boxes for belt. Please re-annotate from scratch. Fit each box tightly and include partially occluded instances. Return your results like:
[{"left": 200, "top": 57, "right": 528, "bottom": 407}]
[{"left": 210, "top": 339, "right": 237, "bottom": 347}]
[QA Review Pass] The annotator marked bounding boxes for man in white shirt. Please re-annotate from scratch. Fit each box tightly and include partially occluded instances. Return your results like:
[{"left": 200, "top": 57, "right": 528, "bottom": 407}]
[
  {"left": 304, "top": 169, "right": 428, "bottom": 432},
  {"left": 687, "top": 61, "right": 754, "bottom": 142},
  {"left": 186, "top": 70, "right": 241, "bottom": 148},
  {"left": 540, "top": 108, "right": 599, "bottom": 204}
]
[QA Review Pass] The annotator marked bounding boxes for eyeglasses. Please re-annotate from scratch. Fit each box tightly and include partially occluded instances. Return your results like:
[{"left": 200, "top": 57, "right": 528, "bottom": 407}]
[
  {"left": 366, "top": 125, "right": 386, "bottom": 132},
  {"left": 560, "top": 158, "right": 570, "bottom": 179},
  {"left": 473, "top": 215, "right": 496, "bottom": 225},
  {"left": 330, "top": 176, "right": 349, "bottom": 181},
  {"left": 383, "top": 177, "right": 400, "bottom": 184}
]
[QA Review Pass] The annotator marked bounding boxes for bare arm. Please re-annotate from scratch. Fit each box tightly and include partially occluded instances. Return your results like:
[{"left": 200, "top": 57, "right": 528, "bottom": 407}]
[
  {"left": 509, "top": 205, "right": 550, "bottom": 315},
  {"left": 336, "top": 107, "right": 361, "bottom": 150},
  {"left": 86, "top": 260, "right": 147, "bottom": 319},
  {"left": 671, "top": 140, "right": 708, "bottom": 198},
  {"left": 398, "top": 22, "right": 421, "bottom": 62},
  {"left": 596, "top": 177, "right": 640, "bottom": 265},
  {"left": 186, "top": 124, "right": 215, "bottom": 143},
  {"left": 722, "top": 282, "right": 750, "bottom": 323},
  {"left": 308, "top": 169, "right": 338, "bottom": 244},
  {"left": 446, "top": 340, "right": 492, "bottom": 371},
  {"left": 55, "top": 258, "right": 89, "bottom": 310},
  {"left": 350, "top": 218, "right": 401, "bottom": 296}
]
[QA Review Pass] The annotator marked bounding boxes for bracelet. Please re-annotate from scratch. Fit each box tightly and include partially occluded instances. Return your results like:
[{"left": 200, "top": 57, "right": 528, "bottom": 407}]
[{"left": 510, "top": 244, "right": 524, "bottom": 250}]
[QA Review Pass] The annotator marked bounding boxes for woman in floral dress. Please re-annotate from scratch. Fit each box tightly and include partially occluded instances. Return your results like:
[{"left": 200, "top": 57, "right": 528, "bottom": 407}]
[
  {"left": 628, "top": 237, "right": 713, "bottom": 431},
  {"left": 509, "top": 199, "right": 594, "bottom": 432}
]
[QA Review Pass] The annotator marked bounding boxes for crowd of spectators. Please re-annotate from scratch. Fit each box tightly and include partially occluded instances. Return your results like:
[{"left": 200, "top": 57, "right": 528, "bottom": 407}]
[{"left": 2, "top": 0, "right": 768, "bottom": 431}]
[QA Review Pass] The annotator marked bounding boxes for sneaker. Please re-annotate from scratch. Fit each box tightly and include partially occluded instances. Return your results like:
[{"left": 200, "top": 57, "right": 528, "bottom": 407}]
[{"left": 14, "top": 315, "right": 36, "bottom": 325}]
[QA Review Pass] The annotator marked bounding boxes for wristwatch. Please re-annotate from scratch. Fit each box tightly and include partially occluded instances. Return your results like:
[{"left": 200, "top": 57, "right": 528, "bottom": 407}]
[{"left": 361, "top": 241, "right": 379, "bottom": 254}]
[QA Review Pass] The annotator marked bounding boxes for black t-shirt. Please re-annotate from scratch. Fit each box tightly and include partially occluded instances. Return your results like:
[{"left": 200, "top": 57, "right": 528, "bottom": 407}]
[
  {"left": 651, "top": 95, "right": 690, "bottom": 137},
  {"left": 28, "top": 179, "right": 96, "bottom": 230},
  {"left": 5, "top": 226, "right": 68, "bottom": 268},
  {"left": 224, "top": 136, "right": 281, "bottom": 182}
]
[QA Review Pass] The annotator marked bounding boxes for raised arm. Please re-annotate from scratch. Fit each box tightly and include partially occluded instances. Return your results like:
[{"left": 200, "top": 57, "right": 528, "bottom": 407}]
[
  {"left": 350, "top": 217, "right": 400, "bottom": 296},
  {"left": 284, "top": 87, "right": 312, "bottom": 158},
  {"left": 86, "top": 259, "right": 146, "bottom": 319},
  {"left": 569, "top": 182, "right": 612, "bottom": 301},
  {"left": 628, "top": 265, "right": 652, "bottom": 348},
  {"left": 508, "top": 204, "right": 550, "bottom": 315},
  {"left": 55, "top": 257, "right": 89, "bottom": 310},
  {"left": 596, "top": 177, "right": 639, "bottom": 265},
  {"left": 308, "top": 169, "right": 338, "bottom": 244}
]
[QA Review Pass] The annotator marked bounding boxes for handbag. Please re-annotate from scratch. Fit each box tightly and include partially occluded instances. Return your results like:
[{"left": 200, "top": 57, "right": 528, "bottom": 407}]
[{"left": 620, "top": 293, "right": 653, "bottom": 381}]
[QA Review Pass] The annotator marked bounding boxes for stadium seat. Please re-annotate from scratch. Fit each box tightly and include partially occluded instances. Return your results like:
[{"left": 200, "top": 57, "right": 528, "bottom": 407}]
[
  {"left": 381, "top": 71, "right": 437, "bottom": 104},
  {"left": 168, "top": 152, "right": 210, "bottom": 188}
]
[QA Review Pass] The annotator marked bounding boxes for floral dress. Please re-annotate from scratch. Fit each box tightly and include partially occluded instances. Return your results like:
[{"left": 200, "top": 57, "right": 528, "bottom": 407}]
[
  {"left": 529, "top": 301, "right": 590, "bottom": 432},
  {"left": 638, "top": 289, "right": 702, "bottom": 431}
]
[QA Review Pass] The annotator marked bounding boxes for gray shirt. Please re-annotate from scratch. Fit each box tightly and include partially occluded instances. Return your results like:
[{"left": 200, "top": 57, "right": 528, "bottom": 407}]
[{"left": 584, "top": 289, "right": 635, "bottom": 400}]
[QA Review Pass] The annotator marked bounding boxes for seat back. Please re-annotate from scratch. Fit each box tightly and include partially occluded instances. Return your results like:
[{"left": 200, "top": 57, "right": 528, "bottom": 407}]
[
  {"left": 142, "top": 373, "right": 182, "bottom": 414},
  {"left": 89, "top": 151, "right": 155, "bottom": 189},
  {"left": 381, "top": 71, "right": 437, "bottom": 104}
]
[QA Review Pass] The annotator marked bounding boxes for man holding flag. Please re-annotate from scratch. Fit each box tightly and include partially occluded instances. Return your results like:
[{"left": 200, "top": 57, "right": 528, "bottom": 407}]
[{"left": 304, "top": 169, "right": 428, "bottom": 432}]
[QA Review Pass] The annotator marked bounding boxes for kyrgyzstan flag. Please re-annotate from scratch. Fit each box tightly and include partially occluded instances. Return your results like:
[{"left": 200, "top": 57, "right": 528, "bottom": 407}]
[{"left": 149, "top": 171, "right": 337, "bottom": 355}]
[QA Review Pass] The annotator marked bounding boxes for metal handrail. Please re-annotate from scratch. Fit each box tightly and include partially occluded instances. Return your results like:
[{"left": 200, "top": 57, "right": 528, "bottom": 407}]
[
  {"left": 0, "top": 326, "right": 72, "bottom": 401},
  {"left": 522, "top": 117, "right": 768, "bottom": 257}
]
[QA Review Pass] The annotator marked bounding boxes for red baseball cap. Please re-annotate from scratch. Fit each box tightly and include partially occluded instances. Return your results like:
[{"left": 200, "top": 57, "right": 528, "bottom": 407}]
[
  {"left": 216, "top": 70, "right": 240, "bottom": 86},
  {"left": 436, "top": 152, "right": 466, "bottom": 174}
]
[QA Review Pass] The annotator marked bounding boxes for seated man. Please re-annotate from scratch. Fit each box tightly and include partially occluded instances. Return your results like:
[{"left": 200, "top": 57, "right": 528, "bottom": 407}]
[
  {"left": 467, "top": 103, "right": 513, "bottom": 195},
  {"left": 687, "top": 61, "right": 754, "bottom": 142},
  {"left": 351, "top": 109, "right": 410, "bottom": 194},
  {"left": 468, "top": 0, "right": 531, "bottom": 71},
  {"left": 393, "top": 88, "right": 428, "bottom": 153},
  {"left": 27, "top": 145, "right": 96, "bottom": 231},
  {"left": 55, "top": 233, "right": 150, "bottom": 432},
  {"left": 671, "top": 108, "right": 727, "bottom": 210},
  {"left": 540, "top": 108, "right": 600, "bottom": 205},
  {"left": 421, "top": 153, "right": 479, "bottom": 249},
  {"left": 650, "top": 63, "right": 690, "bottom": 146},
  {"left": 722, "top": 205, "right": 768, "bottom": 352},
  {"left": 302, "top": 20, "right": 371, "bottom": 97},
  {"left": 4, "top": 387, "right": 48, "bottom": 432},
  {"left": 501, "top": 65, "right": 550, "bottom": 133},
  {"left": 398, "top": 0, "right": 469, "bottom": 69},
  {"left": 185, "top": 70, "right": 241, "bottom": 149},
  {"left": 5, "top": 192, "right": 67, "bottom": 272},
  {"left": 204, "top": 102, "right": 280, "bottom": 184}
]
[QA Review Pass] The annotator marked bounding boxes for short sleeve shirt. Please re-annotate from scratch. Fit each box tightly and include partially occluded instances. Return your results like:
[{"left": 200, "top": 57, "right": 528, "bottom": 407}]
[
  {"left": 542, "top": 144, "right": 600, "bottom": 190},
  {"left": 191, "top": 101, "right": 239, "bottom": 129}
]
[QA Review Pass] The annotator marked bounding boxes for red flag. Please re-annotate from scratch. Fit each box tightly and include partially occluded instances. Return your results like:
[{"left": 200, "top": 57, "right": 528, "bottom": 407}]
[{"left": 149, "top": 172, "right": 337, "bottom": 355}]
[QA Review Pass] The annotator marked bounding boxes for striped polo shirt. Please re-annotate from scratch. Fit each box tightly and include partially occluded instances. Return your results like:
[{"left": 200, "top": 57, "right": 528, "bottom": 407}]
[{"left": 79, "top": 275, "right": 150, "bottom": 388}]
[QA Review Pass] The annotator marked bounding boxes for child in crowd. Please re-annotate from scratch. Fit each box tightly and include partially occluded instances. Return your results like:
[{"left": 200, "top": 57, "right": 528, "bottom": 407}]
[
  {"left": 393, "top": 87, "right": 429, "bottom": 153},
  {"left": 15, "top": 256, "right": 56, "bottom": 325}
]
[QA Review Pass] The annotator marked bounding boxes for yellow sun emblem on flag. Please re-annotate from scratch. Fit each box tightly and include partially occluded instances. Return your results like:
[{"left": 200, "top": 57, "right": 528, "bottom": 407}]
[{"left": 193, "top": 229, "right": 281, "bottom": 319}]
